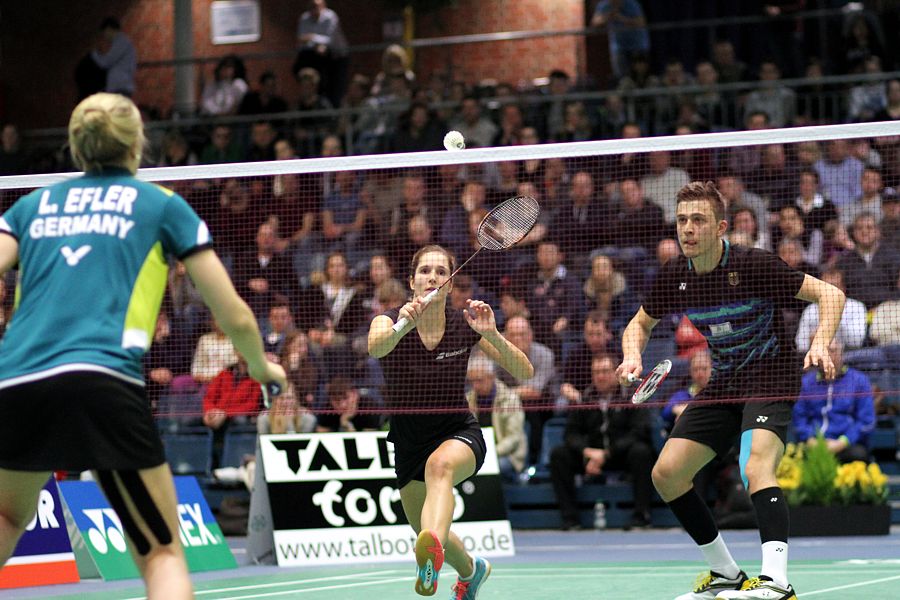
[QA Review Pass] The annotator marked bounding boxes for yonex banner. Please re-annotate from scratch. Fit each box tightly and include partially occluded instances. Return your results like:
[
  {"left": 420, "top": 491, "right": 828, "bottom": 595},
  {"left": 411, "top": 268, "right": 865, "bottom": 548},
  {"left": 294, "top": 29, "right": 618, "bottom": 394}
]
[
  {"left": 0, "top": 477, "right": 79, "bottom": 589},
  {"left": 59, "top": 476, "right": 236, "bottom": 580},
  {"left": 258, "top": 428, "right": 515, "bottom": 567}
]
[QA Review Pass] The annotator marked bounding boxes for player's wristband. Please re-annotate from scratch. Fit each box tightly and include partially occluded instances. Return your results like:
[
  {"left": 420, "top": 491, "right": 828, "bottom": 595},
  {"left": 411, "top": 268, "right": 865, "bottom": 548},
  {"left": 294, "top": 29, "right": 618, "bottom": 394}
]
[{"left": 838, "top": 435, "right": 850, "bottom": 446}]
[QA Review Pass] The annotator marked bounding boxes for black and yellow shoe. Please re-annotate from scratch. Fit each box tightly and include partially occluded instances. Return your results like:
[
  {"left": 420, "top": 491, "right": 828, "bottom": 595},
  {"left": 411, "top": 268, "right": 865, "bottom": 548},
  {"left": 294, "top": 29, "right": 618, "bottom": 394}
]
[
  {"left": 674, "top": 570, "right": 748, "bottom": 600},
  {"left": 714, "top": 575, "right": 797, "bottom": 599}
]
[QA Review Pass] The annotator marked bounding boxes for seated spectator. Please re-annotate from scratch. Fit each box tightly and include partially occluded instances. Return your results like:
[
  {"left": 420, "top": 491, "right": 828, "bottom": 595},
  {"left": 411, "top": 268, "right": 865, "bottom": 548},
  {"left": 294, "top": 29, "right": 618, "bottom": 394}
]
[
  {"left": 786, "top": 170, "right": 840, "bottom": 234},
  {"left": 308, "top": 252, "right": 368, "bottom": 345},
  {"left": 448, "top": 96, "right": 498, "bottom": 149},
  {"left": 607, "top": 178, "right": 667, "bottom": 252},
  {"left": 725, "top": 111, "right": 770, "bottom": 180},
  {"left": 269, "top": 138, "right": 319, "bottom": 259},
  {"left": 640, "top": 151, "right": 690, "bottom": 225},
  {"left": 156, "top": 129, "right": 197, "bottom": 168},
  {"left": 873, "top": 79, "right": 900, "bottom": 121},
  {"left": 717, "top": 174, "right": 769, "bottom": 235},
  {"left": 238, "top": 70, "right": 288, "bottom": 115},
  {"left": 820, "top": 220, "right": 855, "bottom": 269},
  {"left": 869, "top": 268, "right": 900, "bottom": 346},
  {"left": 837, "top": 213, "right": 900, "bottom": 309},
  {"left": 550, "top": 354, "right": 654, "bottom": 530},
  {"left": 200, "top": 124, "right": 243, "bottom": 164},
  {"left": 842, "top": 167, "right": 885, "bottom": 228},
  {"left": 551, "top": 171, "right": 612, "bottom": 262},
  {"left": 144, "top": 310, "right": 195, "bottom": 412},
  {"left": 321, "top": 171, "right": 366, "bottom": 261},
  {"left": 257, "top": 383, "right": 316, "bottom": 435},
  {"left": 794, "top": 341, "right": 875, "bottom": 463},
  {"left": 316, "top": 377, "right": 380, "bottom": 432},
  {"left": 774, "top": 205, "right": 823, "bottom": 266},
  {"left": 728, "top": 205, "right": 771, "bottom": 251},
  {"left": 551, "top": 101, "right": 593, "bottom": 143},
  {"left": 167, "top": 260, "right": 208, "bottom": 335},
  {"left": 389, "top": 102, "right": 445, "bottom": 153},
  {"left": 203, "top": 355, "right": 263, "bottom": 466},
  {"left": 200, "top": 55, "right": 248, "bottom": 116},
  {"left": 519, "top": 240, "right": 581, "bottom": 353},
  {"left": 559, "top": 310, "right": 615, "bottom": 405},
  {"left": 497, "top": 316, "right": 555, "bottom": 465},
  {"left": 662, "top": 350, "right": 711, "bottom": 433},
  {"left": 814, "top": 139, "right": 864, "bottom": 210},
  {"left": 245, "top": 120, "right": 277, "bottom": 162},
  {"left": 370, "top": 43, "right": 415, "bottom": 98},
  {"left": 466, "top": 353, "right": 527, "bottom": 482},
  {"left": 847, "top": 56, "right": 887, "bottom": 122},
  {"left": 749, "top": 143, "right": 798, "bottom": 209},
  {"left": 0, "top": 123, "right": 27, "bottom": 176},
  {"left": 492, "top": 103, "right": 525, "bottom": 147},
  {"left": 795, "top": 268, "right": 866, "bottom": 353},
  {"left": 262, "top": 302, "right": 296, "bottom": 355},
  {"left": 232, "top": 222, "right": 298, "bottom": 319},
  {"left": 191, "top": 319, "right": 238, "bottom": 385},
  {"left": 440, "top": 181, "right": 487, "bottom": 260},
  {"left": 293, "top": 67, "right": 336, "bottom": 157},
  {"left": 581, "top": 254, "right": 639, "bottom": 335},
  {"left": 743, "top": 61, "right": 796, "bottom": 128},
  {"left": 880, "top": 188, "right": 900, "bottom": 252}
]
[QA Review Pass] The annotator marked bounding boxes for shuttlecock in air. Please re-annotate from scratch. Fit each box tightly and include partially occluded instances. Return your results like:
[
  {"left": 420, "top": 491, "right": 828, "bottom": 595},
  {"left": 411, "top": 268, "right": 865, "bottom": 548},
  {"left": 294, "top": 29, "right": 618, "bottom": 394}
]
[{"left": 443, "top": 130, "right": 466, "bottom": 151}]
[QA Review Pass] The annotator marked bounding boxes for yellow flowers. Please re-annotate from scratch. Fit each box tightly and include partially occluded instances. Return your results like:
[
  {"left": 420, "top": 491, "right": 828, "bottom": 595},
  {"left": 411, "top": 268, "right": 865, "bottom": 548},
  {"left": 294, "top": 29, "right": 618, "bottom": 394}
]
[{"left": 776, "top": 437, "right": 888, "bottom": 506}]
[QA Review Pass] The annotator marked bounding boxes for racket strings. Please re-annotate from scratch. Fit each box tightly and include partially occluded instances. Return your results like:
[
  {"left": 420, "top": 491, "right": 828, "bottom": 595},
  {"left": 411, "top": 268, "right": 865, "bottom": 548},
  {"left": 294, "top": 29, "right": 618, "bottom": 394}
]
[{"left": 477, "top": 195, "right": 540, "bottom": 250}]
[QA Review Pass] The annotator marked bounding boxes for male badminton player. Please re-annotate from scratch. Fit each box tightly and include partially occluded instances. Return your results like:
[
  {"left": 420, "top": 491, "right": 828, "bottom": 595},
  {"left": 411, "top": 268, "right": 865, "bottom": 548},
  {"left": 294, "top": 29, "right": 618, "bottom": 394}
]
[
  {"left": 368, "top": 245, "right": 533, "bottom": 598},
  {"left": 616, "top": 182, "right": 844, "bottom": 600}
]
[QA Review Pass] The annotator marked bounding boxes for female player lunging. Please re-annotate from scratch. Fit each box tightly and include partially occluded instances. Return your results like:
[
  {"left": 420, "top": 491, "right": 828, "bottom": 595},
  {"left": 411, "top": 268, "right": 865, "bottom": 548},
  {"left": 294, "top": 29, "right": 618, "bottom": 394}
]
[
  {"left": 0, "top": 93, "right": 285, "bottom": 599},
  {"left": 369, "top": 245, "right": 533, "bottom": 598},
  {"left": 617, "top": 182, "right": 844, "bottom": 600}
]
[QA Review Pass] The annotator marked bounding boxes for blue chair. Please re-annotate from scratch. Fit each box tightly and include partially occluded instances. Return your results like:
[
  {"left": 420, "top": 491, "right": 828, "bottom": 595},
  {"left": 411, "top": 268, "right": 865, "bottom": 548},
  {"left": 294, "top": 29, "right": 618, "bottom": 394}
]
[
  {"left": 220, "top": 431, "right": 259, "bottom": 468},
  {"left": 534, "top": 417, "right": 568, "bottom": 479},
  {"left": 162, "top": 431, "right": 213, "bottom": 475}
]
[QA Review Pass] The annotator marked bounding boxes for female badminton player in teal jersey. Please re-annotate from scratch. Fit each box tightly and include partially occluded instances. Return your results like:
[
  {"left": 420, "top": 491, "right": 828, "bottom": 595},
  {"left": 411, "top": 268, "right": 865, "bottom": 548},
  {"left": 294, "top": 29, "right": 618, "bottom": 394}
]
[
  {"left": 0, "top": 93, "right": 285, "bottom": 599},
  {"left": 369, "top": 245, "right": 532, "bottom": 598}
]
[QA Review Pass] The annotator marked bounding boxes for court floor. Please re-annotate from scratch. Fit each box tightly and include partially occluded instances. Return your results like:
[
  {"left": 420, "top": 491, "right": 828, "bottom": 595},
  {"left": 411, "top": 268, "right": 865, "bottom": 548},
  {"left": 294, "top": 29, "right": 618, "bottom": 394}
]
[{"left": 6, "top": 528, "right": 900, "bottom": 599}]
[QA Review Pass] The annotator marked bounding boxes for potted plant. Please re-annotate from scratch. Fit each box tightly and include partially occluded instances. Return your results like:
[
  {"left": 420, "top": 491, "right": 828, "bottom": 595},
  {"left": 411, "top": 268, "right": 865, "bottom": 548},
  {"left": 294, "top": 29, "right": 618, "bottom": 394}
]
[{"left": 776, "top": 435, "right": 891, "bottom": 536}]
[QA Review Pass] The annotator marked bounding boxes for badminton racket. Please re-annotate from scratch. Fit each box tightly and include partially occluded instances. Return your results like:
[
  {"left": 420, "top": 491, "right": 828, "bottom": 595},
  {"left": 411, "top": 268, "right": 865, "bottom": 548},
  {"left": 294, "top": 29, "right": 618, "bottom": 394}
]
[
  {"left": 261, "top": 382, "right": 282, "bottom": 409},
  {"left": 627, "top": 359, "right": 672, "bottom": 404},
  {"left": 392, "top": 194, "right": 541, "bottom": 332}
]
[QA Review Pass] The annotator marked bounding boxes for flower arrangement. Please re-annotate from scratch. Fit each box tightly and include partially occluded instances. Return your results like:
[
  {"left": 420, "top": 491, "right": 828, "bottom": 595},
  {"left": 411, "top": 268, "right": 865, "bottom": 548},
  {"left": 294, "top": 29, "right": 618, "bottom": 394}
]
[{"left": 776, "top": 435, "right": 888, "bottom": 506}]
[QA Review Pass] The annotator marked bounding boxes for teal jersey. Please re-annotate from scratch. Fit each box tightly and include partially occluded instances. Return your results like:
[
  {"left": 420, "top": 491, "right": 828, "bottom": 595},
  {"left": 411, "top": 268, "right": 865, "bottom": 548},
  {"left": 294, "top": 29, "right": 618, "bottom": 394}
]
[{"left": 0, "top": 169, "right": 211, "bottom": 387}]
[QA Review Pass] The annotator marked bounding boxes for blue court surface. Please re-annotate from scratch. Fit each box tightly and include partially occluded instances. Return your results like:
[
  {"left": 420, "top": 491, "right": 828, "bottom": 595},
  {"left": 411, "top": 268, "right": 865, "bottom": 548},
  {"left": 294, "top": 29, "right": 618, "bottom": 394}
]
[{"left": 4, "top": 527, "right": 900, "bottom": 599}]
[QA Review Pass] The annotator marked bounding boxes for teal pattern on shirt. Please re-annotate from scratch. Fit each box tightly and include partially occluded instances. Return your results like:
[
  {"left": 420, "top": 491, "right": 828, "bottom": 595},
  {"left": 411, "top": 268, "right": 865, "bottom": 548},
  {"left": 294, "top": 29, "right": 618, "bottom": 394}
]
[{"left": 0, "top": 169, "right": 210, "bottom": 385}]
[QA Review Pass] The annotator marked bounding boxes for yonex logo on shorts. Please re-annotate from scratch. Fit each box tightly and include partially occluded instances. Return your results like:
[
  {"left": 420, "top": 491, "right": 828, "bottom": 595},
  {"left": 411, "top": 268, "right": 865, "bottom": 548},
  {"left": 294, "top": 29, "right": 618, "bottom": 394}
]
[{"left": 756, "top": 415, "right": 768, "bottom": 423}]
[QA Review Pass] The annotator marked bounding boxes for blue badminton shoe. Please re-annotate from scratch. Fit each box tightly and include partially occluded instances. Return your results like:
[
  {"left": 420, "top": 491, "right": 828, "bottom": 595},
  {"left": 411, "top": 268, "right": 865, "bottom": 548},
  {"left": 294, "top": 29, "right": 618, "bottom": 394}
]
[{"left": 449, "top": 556, "right": 491, "bottom": 600}]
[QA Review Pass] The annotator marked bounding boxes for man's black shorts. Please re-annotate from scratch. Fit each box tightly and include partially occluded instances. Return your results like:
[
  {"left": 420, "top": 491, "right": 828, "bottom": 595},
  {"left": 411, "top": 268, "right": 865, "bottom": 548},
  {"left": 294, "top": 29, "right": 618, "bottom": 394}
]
[
  {"left": 394, "top": 424, "right": 486, "bottom": 489},
  {"left": 669, "top": 372, "right": 801, "bottom": 457},
  {"left": 0, "top": 372, "right": 165, "bottom": 471}
]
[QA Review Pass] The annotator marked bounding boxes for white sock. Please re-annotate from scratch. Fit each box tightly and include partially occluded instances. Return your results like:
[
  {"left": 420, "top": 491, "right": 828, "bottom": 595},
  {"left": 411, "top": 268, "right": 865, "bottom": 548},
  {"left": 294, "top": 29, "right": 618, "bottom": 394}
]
[
  {"left": 760, "top": 541, "right": 789, "bottom": 588},
  {"left": 459, "top": 559, "right": 476, "bottom": 581},
  {"left": 699, "top": 534, "right": 741, "bottom": 579}
]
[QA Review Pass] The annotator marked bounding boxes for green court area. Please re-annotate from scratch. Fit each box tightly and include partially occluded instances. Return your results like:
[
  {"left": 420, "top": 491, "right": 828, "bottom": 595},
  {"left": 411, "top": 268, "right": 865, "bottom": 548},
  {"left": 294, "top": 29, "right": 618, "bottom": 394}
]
[{"left": 40, "top": 560, "right": 900, "bottom": 600}]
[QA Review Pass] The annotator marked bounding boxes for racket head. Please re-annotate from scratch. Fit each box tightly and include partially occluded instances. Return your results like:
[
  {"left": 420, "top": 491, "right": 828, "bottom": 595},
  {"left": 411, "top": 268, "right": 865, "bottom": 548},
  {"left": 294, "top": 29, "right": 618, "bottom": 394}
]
[
  {"left": 630, "top": 359, "right": 672, "bottom": 405},
  {"left": 476, "top": 195, "right": 540, "bottom": 250},
  {"left": 261, "top": 382, "right": 282, "bottom": 409}
]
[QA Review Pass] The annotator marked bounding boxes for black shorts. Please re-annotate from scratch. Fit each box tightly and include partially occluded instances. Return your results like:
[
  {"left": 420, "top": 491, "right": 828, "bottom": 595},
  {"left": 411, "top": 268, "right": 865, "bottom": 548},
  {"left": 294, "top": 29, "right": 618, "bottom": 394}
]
[
  {"left": 394, "top": 424, "right": 487, "bottom": 489},
  {"left": 669, "top": 374, "right": 800, "bottom": 457},
  {"left": 0, "top": 372, "right": 165, "bottom": 472}
]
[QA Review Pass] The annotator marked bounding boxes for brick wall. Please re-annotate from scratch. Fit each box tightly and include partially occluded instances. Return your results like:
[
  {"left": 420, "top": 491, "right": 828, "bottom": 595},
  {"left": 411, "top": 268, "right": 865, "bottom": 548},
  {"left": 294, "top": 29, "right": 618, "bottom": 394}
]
[{"left": 1, "top": 0, "right": 587, "bottom": 129}]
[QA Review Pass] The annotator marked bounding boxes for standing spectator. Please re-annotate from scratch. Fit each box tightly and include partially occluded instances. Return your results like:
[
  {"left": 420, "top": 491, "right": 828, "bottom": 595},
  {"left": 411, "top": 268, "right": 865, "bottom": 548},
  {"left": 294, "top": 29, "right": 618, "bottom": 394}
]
[
  {"left": 591, "top": 0, "right": 650, "bottom": 81},
  {"left": 239, "top": 71, "right": 289, "bottom": 116},
  {"left": 743, "top": 61, "right": 796, "bottom": 128},
  {"left": 497, "top": 316, "right": 555, "bottom": 466},
  {"left": 794, "top": 341, "right": 874, "bottom": 464},
  {"left": 814, "top": 139, "right": 865, "bottom": 210},
  {"left": 550, "top": 354, "right": 654, "bottom": 530},
  {"left": 837, "top": 213, "right": 900, "bottom": 309},
  {"left": 449, "top": 96, "right": 498, "bottom": 150},
  {"left": 200, "top": 55, "right": 248, "bottom": 116},
  {"left": 92, "top": 17, "right": 136, "bottom": 97},
  {"left": 641, "top": 151, "right": 691, "bottom": 225},
  {"left": 795, "top": 268, "right": 867, "bottom": 353},
  {"left": 466, "top": 353, "right": 527, "bottom": 482},
  {"left": 293, "top": 0, "right": 349, "bottom": 107},
  {"left": 0, "top": 124, "right": 27, "bottom": 176}
]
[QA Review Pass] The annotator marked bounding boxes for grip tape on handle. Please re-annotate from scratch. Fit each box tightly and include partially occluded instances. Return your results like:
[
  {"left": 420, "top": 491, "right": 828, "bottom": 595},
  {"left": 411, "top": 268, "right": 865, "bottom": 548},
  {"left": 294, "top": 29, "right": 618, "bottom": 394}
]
[{"left": 391, "top": 288, "right": 440, "bottom": 332}]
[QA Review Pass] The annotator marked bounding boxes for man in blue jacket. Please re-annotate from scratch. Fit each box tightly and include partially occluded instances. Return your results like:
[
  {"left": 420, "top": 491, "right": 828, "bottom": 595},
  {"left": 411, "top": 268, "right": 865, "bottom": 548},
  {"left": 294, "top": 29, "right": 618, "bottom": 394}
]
[{"left": 794, "top": 340, "right": 875, "bottom": 463}]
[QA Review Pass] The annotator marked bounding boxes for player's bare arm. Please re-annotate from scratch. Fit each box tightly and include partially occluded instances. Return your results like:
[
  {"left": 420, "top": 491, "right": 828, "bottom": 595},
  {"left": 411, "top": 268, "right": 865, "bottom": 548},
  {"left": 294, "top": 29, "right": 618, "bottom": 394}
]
[
  {"left": 468, "top": 300, "right": 534, "bottom": 380},
  {"left": 0, "top": 234, "right": 18, "bottom": 275},
  {"left": 795, "top": 273, "right": 845, "bottom": 379},
  {"left": 367, "top": 296, "right": 429, "bottom": 358},
  {"left": 617, "top": 306, "right": 659, "bottom": 385}
]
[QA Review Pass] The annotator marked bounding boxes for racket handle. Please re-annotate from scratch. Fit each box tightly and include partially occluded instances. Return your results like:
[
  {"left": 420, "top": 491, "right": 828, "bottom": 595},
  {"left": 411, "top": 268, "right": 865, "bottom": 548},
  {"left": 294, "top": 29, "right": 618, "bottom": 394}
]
[
  {"left": 261, "top": 382, "right": 282, "bottom": 408},
  {"left": 391, "top": 288, "right": 440, "bottom": 332},
  {"left": 626, "top": 373, "right": 642, "bottom": 384}
]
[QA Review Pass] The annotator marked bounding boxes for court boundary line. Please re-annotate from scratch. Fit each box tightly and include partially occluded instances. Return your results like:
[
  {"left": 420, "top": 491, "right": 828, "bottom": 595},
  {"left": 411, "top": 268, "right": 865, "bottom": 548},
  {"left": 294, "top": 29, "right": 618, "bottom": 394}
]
[{"left": 802, "top": 573, "right": 900, "bottom": 596}]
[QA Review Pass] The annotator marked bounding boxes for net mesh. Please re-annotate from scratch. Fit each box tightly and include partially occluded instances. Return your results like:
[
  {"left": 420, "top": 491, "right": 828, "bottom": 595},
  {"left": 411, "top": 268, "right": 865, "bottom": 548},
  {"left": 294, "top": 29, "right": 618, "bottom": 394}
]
[{"left": 0, "top": 121, "right": 898, "bottom": 471}]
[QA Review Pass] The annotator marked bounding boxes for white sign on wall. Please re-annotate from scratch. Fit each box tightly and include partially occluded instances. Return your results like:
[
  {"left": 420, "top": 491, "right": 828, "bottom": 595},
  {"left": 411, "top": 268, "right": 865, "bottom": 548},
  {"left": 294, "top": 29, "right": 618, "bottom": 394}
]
[{"left": 210, "top": 1, "right": 260, "bottom": 45}]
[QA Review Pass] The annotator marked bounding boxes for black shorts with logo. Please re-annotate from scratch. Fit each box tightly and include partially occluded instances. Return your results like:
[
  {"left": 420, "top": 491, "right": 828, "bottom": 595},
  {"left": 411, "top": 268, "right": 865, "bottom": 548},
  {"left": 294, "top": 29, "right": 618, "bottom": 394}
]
[
  {"left": 669, "top": 372, "right": 800, "bottom": 457},
  {"left": 394, "top": 423, "right": 487, "bottom": 489},
  {"left": 0, "top": 371, "right": 165, "bottom": 471}
]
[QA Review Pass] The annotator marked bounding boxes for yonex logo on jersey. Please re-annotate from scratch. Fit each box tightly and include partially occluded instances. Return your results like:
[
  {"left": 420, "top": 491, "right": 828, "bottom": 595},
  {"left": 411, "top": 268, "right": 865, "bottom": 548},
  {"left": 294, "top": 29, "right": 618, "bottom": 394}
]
[
  {"left": 679, "top": 282, "right": 686, "bottom": 290},
  {"left": 756, "top": 415, "right": 768, "bottom": 423},
  {"left": 770, "top": 497, "right": 778, "bottom": 502},
  {"left": 61, "top": 245, "right": 92, "bottom": 266},
  {"left": 435, "top": 348, "right": 468, "bottom": 360}
]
